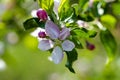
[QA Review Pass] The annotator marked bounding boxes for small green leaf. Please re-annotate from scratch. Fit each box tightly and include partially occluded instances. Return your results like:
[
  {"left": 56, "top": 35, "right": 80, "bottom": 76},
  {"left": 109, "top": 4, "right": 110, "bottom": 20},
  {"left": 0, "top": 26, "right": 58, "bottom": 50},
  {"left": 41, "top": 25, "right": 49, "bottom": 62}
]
[
  {"left": 58, "top": 0, "right": 73, "bottom": 21},
  {"left": 100, "top": 29, "right": 117, "bottom": 59},
  {"left": 23, "top": 18, "right": 38, "bottom": 30},
  {"left": 72, "top": 4, "right": 79, "bottom": 16},
  {"left": 69, "top": 0, "right": 79, "bottom": 5},
  {"left": 71, "top": 28, "right": 97, "bottom": 38},
  {"left": 100, "top": 14, "right": 117, "bottom": 28},
  {"left": 34, "top": 18, "right": 45, "bottom": 28},
  {"left": 88, "top": 30, "right": 97, "bottom": 38},
  {"left": 70, "top": 36, "right": 83, "bottom": 49},
  {"left": 65, "top": 49, "right": 78, "bottom": 73},
  {"left": 89, "top": 1, "right": 100, "bottom": 17},
  {"left": 71, "top": 28, "right": 89, "bottom": 38},
  {"left": 76, "top": 0, "right": 95, "bottom": 21},
  {"left": 77, "top": 14, "right": 94, "bottom": 22},
  {"left": 23, "top": 18, "right": 45, "bottom": 30},
  {"left": 78, "top": 0, "right": 88, "bottom": 8},
  {"left": 38, "top": 0, "right": 54, "bottom": 11}
]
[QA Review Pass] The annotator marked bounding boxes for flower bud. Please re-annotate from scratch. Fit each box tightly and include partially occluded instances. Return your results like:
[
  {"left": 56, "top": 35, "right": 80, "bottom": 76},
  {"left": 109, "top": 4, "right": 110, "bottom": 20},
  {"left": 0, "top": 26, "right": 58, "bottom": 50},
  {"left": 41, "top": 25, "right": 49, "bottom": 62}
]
[
  {"left": 38, "top": 31, "right": 46, "bottom": 38},
  {"left": 36, "top": 9, "right": 48, "bottom": 21},
  {"left": 86, "top": 41, "right": 95, "bottom": 50}
]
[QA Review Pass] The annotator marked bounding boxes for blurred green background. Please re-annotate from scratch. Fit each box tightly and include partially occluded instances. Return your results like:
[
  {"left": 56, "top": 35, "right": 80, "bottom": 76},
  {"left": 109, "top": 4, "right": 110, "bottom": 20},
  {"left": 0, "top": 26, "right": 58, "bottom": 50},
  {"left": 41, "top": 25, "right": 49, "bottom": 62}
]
[{"left": 0, "top": 0, "right": 120, "bottom": 80}]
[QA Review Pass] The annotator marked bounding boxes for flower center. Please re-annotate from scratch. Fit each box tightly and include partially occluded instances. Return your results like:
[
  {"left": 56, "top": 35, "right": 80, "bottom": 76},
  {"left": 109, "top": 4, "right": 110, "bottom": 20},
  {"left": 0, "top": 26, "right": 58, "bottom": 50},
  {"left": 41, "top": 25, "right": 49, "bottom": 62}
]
[{"left": 54, "top": 39, "right": 62, "bottom": 46}]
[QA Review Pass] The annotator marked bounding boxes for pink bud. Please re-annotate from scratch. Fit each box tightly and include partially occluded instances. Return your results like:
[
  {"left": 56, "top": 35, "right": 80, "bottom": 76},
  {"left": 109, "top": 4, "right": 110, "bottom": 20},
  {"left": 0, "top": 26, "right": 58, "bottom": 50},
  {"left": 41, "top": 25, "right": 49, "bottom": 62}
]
[
  {"left": 36, "top": 9, "right": 48, "bottom": 21},
  {"left": 86, "top": 41, "right": 95, "bottom": 50},
  {"left": 38, "top": 31, "right": 46, "bottom": 38}
]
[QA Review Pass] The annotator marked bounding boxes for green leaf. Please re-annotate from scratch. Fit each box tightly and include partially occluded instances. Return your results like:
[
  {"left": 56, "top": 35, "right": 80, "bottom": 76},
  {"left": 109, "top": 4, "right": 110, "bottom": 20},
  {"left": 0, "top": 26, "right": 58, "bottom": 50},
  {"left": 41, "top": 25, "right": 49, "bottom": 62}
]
[
  {"left": 76, "top": 0, "right": 100, "bottom": 21},
  {"left": 69, "top": 0, "right": 79, "bottom": 5},
  {"left": 23, "top": 18, "right": 45, "bottom": 30},
  {"left": 89, "top": 1, "right": 100, "bottom": 17},
  {"left": 48, "top": 11, "right": 58, "bottom": 24},
  {"left": 38, "top": 0, "right": 54, "bottom": 12},
  {"left": 71, "top": 28, "right": 97, "bottom": 38},
  {"left": 72, "top": 4, "right": 79, "bottom": 16},
  {"left": 100, "top": 29, "right": 117, "bottom": 60},
  {"left": 65, "top": 49, "right": 78, "bottom": 73},
  {"left": 77, "top": 14, "right": 94, "bottom": 22},
  {"left": 100, "top": 14, "right": 117, "bottom": 28},
  {"left": 23, "top": 18, "right": 38, "bottom": 30},
  {"left": 58, "top": 0, "right": 73, "bottom": 21},
  {"left": 78, "top": 0, "right": 88, "bottom": 8},
  {"left": 88, "top": 30, "right": 97, "bottom": 38},
  {"left": 34, "top": 18, "right": 45, "bottom": 28},
  {"left": 70, "top": 36, "right": 83, "bottom": 49},
  {"left": 71, "top": 28, "right": 89, "bottom": 38}
]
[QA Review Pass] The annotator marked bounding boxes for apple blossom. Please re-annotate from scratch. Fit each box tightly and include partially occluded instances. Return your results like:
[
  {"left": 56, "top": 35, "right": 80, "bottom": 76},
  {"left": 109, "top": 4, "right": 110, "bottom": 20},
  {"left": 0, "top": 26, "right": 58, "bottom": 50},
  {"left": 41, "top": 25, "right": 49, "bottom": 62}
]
[{"left": 38, "top": 20, "right": 75, "bottom": 64}]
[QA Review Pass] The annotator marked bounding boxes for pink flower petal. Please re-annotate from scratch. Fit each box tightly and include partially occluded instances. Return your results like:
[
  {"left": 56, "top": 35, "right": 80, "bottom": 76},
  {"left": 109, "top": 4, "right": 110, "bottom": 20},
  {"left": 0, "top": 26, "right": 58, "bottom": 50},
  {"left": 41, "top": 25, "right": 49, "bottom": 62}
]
[
  {"left": 38, "top": 40, "right": 54, "bottom": 51},
  {"left": 62, "top": 40, "right": 75, "bottom": 51},
  {"left": 45, "top": 20, "right": 60, "bottom": 39},
  {"left": 51, "top": 46, "right": 64, "bottom": 64},
  {"left": 59, "top": 28, "right": 70, "bottom": 40}
]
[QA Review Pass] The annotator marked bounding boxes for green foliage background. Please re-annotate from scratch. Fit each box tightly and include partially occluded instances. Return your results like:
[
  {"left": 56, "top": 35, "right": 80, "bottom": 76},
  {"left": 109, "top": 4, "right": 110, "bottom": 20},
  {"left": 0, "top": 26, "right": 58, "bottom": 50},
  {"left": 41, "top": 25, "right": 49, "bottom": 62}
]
[{"left": 0, "top": 0, "right": 120, "bottom": 80}]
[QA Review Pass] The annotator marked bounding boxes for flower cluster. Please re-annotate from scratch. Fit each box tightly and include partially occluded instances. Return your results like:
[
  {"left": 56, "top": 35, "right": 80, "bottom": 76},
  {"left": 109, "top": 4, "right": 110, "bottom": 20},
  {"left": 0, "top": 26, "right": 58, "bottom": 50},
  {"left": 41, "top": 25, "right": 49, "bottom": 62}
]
[
  {"left": 23, "top": 0, "right": 117, "bottom": 73},
  {"left": 32, "top": 9, "right": 75, "bottom": 64}
]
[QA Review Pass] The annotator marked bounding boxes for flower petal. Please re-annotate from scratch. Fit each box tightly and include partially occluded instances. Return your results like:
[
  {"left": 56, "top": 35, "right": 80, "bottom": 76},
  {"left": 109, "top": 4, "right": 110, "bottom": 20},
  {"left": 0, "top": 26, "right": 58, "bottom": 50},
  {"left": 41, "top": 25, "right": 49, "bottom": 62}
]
[
  {"left": 45, "top": 20, "right": 60, "bottom": 39},
  {"left": 38, "top": 40, "right": 54, "bottom": 51},
  {"left": 30, "top": 27, "right": 45, "bottom": 37},
  {"left": 31, "top": 10, "right": 37, "bottom": 17},
  {"left": 53, "top": 0, "right": 60, "bottom": 17},
  {"left": 62, "top": 40, "right": 75, "bottom": 51},
  {"left": 59, "top": 28, "right": 70, "bottom": 40},
  {"left": 51, "top": 46, "right": 64, "bottom": 64}
]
